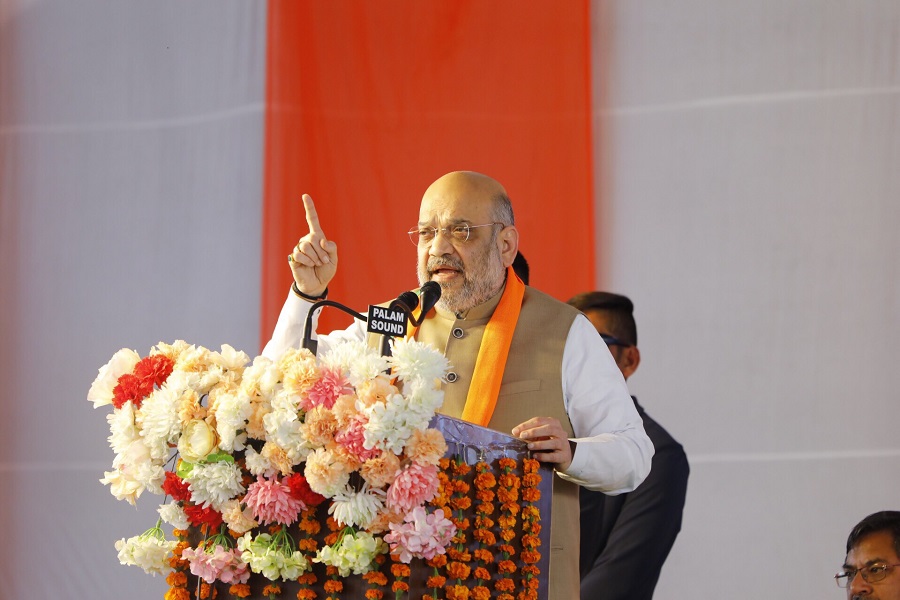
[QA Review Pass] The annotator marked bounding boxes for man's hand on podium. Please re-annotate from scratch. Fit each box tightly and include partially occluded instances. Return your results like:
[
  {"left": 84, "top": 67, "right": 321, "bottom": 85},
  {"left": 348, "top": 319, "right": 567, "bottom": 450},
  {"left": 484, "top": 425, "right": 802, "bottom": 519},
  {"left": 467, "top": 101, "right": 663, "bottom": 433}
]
[
  {"left": 288, "top": 194, "right": 338, "bottom": 298},
  {"left": 512, "top": 416, "right": 573, "bottom": 472}
]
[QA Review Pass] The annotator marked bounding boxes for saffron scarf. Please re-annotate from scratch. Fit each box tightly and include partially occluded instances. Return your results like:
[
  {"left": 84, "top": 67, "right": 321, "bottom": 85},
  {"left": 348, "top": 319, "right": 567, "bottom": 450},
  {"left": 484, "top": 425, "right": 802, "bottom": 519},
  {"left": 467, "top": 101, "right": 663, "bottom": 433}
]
[{"left": 410, "top": 266, "right": 525, "bottom": 427}]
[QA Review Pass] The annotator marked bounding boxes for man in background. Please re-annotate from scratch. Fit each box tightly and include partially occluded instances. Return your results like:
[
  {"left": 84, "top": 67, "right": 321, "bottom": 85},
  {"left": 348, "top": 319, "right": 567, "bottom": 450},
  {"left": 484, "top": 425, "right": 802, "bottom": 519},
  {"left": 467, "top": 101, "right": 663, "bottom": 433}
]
[
  {"left": 567, "top": 291, "right": 689, "bottom": 600},
  {"left": 836, "top": 511, "right": 900, "bottom": 599}
]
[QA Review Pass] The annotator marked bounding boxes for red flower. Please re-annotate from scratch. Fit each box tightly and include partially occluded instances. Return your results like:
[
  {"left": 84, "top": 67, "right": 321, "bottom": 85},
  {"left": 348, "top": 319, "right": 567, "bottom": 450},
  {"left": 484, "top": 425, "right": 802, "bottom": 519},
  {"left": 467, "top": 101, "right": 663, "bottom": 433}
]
[
  {"left": 284, "top": 472, "right": 326, "bottom": 506},
  {"left": 163, "top": 471, "right": 191, "bottom": 502},
  {"left": 183, "top": 502, "right": 223, "bottom": 530},
  {"left": 135, "top": 355, "right": 174, "bottom": 389},
  {"left": 112, "top": 374, "right": 152, "bottom": 409}
]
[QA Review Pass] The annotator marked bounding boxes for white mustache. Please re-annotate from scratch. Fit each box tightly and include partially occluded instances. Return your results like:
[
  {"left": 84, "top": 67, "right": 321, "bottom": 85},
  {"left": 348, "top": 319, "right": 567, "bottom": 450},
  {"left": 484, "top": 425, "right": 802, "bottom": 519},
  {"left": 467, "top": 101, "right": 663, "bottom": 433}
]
[{"left": 428, "top": 258, "right": 464, "bottom": 272}]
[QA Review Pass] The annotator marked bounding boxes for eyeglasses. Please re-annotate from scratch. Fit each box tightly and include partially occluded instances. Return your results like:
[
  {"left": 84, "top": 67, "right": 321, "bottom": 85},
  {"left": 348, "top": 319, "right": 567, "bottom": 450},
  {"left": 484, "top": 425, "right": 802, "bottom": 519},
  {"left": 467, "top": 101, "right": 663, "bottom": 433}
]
[
  {"left": 835, "top": 563, "right": 900, "bottom": 587},
  {"left": 407, "top": 223, "right": 504, "bottom": 246},
  {"left": 600, "top": 333, "right": 631, "bottom": 348}
]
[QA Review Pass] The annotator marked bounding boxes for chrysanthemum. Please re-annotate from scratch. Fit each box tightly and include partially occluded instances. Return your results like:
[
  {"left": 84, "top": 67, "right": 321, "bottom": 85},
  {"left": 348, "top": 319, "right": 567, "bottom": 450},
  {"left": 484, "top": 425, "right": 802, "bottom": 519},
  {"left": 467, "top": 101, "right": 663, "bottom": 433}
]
[
  {"left": 389, "top": 338, "right": 450, "bottom": 387},
  {"left": 328, "top": 483, "right": 386, "bottom": 529},
  {"left": 386, "top": 462, "right": 440, "bottom": 513},
  {"left": 300, "top": 367, "right": 351, "bottom": 411},
  {"left": 384, "top": 506, "right": 457, "bottom": 563},
  {"left": 158, "top": 502, "right": 189, "bottom": 530},
  {"left": 304, "top": 447, "right": 350, "bottom": 498},
  {"left": 211, "top": 390, "right": 252, "bottom": 452},
  {"left": 115, "top": 532, "right": 177, "bottom": 576},
  {"left": 186, "top": 461, "right": 245, "bottom": 511},
  {"left": 243, "top": 476, "right": 305, "bottom": 525}
]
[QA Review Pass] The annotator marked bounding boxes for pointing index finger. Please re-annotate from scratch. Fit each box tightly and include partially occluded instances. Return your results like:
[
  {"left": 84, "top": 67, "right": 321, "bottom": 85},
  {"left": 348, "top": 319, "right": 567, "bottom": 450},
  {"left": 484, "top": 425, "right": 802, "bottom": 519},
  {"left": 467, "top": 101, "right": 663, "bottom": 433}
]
[{"left": 302, "top": 194, "right": 324, "bottom": 235}]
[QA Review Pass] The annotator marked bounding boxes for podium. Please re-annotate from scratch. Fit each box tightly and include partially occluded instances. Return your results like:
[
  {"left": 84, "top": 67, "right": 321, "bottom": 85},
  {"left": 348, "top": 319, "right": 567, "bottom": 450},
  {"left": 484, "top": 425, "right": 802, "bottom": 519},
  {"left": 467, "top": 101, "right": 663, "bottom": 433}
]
[{"left": 178, "top": 414, "right": 553, "bottom": 600}]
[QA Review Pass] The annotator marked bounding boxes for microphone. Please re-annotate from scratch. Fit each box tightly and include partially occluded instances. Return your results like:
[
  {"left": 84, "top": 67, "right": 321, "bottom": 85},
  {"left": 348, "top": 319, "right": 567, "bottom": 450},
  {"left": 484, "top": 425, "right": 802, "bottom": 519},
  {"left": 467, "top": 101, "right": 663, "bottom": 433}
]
[
  {"left": 379, "top": 290, "right": 420, "bottom": 357},
  {"left": 411, "top": 281, "right": 442, "bottom": 326}
]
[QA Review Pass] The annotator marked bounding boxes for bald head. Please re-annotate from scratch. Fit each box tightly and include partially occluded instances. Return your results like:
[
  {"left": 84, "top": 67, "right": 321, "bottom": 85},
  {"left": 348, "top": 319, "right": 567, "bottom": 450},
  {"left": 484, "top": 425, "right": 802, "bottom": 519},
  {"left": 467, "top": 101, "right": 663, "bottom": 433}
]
[{"left": 421, "top": 171, "right": 515, "bottom": 227}]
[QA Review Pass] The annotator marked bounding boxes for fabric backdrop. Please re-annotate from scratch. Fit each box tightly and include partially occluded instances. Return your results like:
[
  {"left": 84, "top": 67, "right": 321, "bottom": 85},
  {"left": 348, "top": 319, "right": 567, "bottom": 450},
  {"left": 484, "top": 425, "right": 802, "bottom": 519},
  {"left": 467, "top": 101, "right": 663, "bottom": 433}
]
[{"left": 1, "top": 1, "right": 898, "bottom": 599}]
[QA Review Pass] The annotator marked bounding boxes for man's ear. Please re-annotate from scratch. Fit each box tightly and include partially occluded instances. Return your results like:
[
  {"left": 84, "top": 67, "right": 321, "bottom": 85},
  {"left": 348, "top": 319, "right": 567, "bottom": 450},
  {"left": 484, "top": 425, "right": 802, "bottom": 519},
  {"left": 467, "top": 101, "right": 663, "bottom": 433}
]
[
  {"left": 499, "top": 225, "right": 519, "bottom": 267},
  {"left": 619, "top": 345, "right": 641, "bottom": 380}
]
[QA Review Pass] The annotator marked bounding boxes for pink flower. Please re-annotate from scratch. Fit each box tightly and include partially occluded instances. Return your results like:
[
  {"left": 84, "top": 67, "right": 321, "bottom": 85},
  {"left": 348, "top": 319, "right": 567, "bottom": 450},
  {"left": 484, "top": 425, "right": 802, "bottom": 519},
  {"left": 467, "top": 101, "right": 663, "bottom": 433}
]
[
  {"left": 243, "top": 476, "right": 305, "bottom": 525},
  {"left": 300, "top": 367, "right": 350, "bottom": 411},
  {"left": 386, "top": 462, "right": 439, "bottom": 513},
  {"left": 384, "top": 506, "right": 457, "bottom": 563},
  {"left": 334, "top": 415, "right": 379, "bottom": 461},
  {"left": 182, "top": 545, "right": 249, "bottom": 584}
]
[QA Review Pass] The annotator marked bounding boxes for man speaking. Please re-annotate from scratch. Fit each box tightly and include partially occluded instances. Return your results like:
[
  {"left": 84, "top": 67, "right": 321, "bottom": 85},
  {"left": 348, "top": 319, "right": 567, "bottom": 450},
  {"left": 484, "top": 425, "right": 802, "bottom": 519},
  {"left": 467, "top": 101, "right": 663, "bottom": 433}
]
[{"left": 263, "top": 170, "right": 653, "bottom": 599}]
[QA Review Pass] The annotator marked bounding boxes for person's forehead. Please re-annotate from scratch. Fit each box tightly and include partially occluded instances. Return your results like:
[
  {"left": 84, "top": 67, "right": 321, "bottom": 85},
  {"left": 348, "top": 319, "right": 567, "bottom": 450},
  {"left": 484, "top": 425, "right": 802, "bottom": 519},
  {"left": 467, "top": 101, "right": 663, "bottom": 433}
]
[
  {"left": 846, "top": 531, "right": 900, "bottom": 566},
  {"left": 419, "top": 189, "right": 494, "bottom": 223}
]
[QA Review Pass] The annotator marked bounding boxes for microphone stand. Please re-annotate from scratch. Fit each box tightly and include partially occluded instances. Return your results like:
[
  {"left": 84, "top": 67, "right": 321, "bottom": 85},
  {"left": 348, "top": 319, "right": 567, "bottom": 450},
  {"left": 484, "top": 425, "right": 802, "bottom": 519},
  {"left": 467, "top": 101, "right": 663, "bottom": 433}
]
[{"left": 301, "top": 300, "right": 368, "bottom": 355}]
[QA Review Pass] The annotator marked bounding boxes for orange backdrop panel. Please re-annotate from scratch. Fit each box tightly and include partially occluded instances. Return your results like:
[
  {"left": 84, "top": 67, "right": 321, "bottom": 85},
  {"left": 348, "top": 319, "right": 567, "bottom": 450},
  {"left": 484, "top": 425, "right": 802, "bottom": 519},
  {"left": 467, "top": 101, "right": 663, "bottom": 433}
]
[{"left": 263, "top": 0, "right": 596, "bottom": 347}]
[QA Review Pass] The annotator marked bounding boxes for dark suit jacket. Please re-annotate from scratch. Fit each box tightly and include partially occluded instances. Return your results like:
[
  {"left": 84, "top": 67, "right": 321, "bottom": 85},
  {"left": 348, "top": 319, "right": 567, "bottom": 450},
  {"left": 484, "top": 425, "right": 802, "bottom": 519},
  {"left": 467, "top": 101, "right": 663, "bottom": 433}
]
[{"left": 579, "top": 397, "right": 689, "bottom": 600}]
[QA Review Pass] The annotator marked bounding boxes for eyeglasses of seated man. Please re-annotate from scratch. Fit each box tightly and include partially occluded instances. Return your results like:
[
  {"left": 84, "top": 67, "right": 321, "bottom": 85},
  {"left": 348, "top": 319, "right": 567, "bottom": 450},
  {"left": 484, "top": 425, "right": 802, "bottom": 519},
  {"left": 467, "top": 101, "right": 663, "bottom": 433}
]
[{"left": 836, "top": 530, "right": 900, "bottom": 598}]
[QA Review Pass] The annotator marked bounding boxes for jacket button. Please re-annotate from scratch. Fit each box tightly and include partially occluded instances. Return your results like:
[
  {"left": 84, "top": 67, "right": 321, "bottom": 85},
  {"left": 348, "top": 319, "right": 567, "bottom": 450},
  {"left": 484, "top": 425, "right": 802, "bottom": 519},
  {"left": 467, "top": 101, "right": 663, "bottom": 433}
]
[
  {"left": 446, "top": 372, "right": 458, "bottom": 383},
  {"left": 452, "top": 327, "right": 464, "bottom": 339}
]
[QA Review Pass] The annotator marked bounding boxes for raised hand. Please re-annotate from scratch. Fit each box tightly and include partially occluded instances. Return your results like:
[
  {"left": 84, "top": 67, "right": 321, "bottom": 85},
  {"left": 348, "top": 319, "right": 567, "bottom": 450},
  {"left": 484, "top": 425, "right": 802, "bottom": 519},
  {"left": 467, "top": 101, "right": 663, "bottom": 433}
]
[{"left": 288, "top": 194, "right": 338, "bottom": 297}]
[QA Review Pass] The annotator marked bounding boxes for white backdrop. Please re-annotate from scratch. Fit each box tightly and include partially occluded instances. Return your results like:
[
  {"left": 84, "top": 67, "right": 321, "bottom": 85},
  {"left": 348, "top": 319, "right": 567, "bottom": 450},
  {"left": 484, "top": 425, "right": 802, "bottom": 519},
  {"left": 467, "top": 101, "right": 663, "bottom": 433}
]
[
  {"left": 1, "top": 1, "right": 898, "bottom": 599},
  {"left": 0, "top": 1, "right": 267, "bottom": 598},
  {"left": 593, "top": 1, "right": 900, "bottom": 598}
]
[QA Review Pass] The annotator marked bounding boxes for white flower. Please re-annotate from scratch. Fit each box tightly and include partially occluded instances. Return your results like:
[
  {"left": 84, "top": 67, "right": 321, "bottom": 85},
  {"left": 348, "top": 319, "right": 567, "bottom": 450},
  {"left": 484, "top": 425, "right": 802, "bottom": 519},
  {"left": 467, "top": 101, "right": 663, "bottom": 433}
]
[
  {"left": 263, "top": 391, "right": 304, "bottom": 452},
  {"left": 363, "top": 393, "right": 421, "bottom": 454},
  {"left": 321, "top": 340, "right": 389, "bottom": 387},
  {"left": 115, "top": 532, "right": 177, "bottom": 576},
  {"left": 137, "top": 385, "right": 181, "bottom": 461},
  {"left": 304, "top": 448, "right": 350, "bottom": 498},
  {"left": 389, "top": 338, "right": 450, "bottom": 387},
  {"left": 158, "top": 502, "right": 189, "bottom": 530},
  {"left": 186, "top": 461, "right": 245, "bottom": 510},
  {"left": 88, "top": 348, "right": 140, "bottom": 407},
  {"left": 107, "top": 401, "right": 139, "bottom": 456},
  {"left": 314, "top": 531, "right": 386, "bottom": 576},
  {"left": 211, "top": 344, "right": 250, "bottom": 371},
  {"left": 213, "top": 390, "right": 252, "bottom": 452},
  {"left": 237, "top": 532, "right": 310, "bottom": 581},
  {"left": 102, "top": 437, "right": 165, "bottom": 504},
  {"left": 178, "top": 419, "right": 219, "bottom": 463},
  {"left": 328, "top": 484, "right": 386, "bottom": 529},
  {"left": 243, "top": 445, "right": 276, "bottom": 478}
]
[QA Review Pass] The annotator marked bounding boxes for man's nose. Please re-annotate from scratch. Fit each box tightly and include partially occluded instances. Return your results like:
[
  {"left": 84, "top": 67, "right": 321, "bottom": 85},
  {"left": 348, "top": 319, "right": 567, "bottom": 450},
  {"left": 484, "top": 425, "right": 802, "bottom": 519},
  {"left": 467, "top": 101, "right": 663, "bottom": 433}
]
[
  {"left": 429, "top": 229, "right": 455, "bottom": 256},
  {"left": 848, "top": 570, "right": 872, "bottom": 596}
]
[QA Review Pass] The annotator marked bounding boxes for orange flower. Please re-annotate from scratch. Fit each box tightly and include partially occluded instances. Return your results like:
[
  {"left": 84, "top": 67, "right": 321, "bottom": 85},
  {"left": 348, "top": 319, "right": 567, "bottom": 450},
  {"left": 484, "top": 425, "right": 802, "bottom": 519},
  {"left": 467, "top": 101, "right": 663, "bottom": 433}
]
[
  {"left": 426, "top": 554, "right": 448, "bottom": 568},
  {"left": 439, "top": 457, "right": 451, "bottom": 470},
  {"left": 390, "top": 563, "right": 412, "bottom": 578},
  {"left": 164, "top": 588, "right": 191, "bottom": 600},
  {"left": 323, "top": 579, "right": 343, "bottom": 593},
  {"left": 521, "top": 487, "right": 541, "bottom": 502},
  {"left": 500, "top": 528, "right": 517, "bottom": 542},
  {"left": 451, "top": 460, "right": 471, "bottom": 476},
  {"left": 474, "top": 566, "right": 491, "bottom": 580},
  {"left": 450, "top": 495, "right": 472, "bottom": 510},
  {"left": 228, "top": 584, "right": 251, "bottom": 598},
  {"left": 521, "top": 534, "right": 540, "bottom": 549},
  {"left": 452, "top": 480, "right": 471, "bottom": 494},
  {"left": 497, "top": 594, "right": 515, "bottom": 600},
  {"left": 297, "top": 572, "right": 318, "bottom": 585},
  {"left": 446, "top": 584, "right": 470, "bottom": 600},
  {"left": 298, "top": 538, "right": 318, "bottom": 552},
  {"left": 473, "top": 528, "right": 496, "bottom": 545},
  {"left": 447, "top": 561, "right": 472, "bottom": 580},
  {"left": 498, "top": 560, "right": 517, "bottom": 574},
  {"left": 426, "top": 575, "right": 448, "bottom": 588},
  {"left": 522, "top": 473, "right": 541, "bottom": 488},
  {"left": 474, "top": 472, "right": 496, "bottom": 489},
  {"left": 262, "top": 584, "right": 282, "bottom": 596},
  {"left": 498, "top": 474, "right": 520, "bottom": 489},
  {"left": 495, "top": 577, "right": 515, "bottom": 592},
  {"left": 473, "top": 548, "right": 494, "bottom": 563},
  {"left": 498, "top": 515, "right": 516, "bottom": 529},
  {"left": 166, "top": 571, "right": 188, "bottom": 587},
  {"left": 500, "top": 502, "right": 520, "bottom": 516},
  {"left": 474, "top": 489, "right": 495, "bottom": 503},
  {"left": 498, "top": 457, "right": 516, "bottom": 471},
  {"left": 472, "top": 585, "right": 491, "bottom": 600},
  {"left": 198, "top": 582, "right": 216, "bottom": 598},
  {"left": 475, "top": 515, "right": 495, "bottom": 528},
  {"left": 522, "top": 565, "right": 540, "bottom": 576},
  {"left": 362, "top": 570, "right": 388, "bottom": 586},
  {"left": 521, "top": 550, "right": 542, "bottom": 564},
  {"left": 521, "top": 506, "right": 540, "bottom": 519},
  {"left": 498, "top": 544, "right": 516, "bottom": 556},
  {"left": 496, "top": 488, "right": 519, "bottom": 504},
  {"left": 522, "top": 458, "right": 539, "bottom": 474},
  {"left": 447, "top": 548, "right": 472, "bottom": 562},
  {"left": 391, "top": 581, "right": 409, "bottom": 593},
  {"left": 364, "top": 590, "right": 383, "bottom": 600},
  {"left": 296, "top": 591, "right": 316, "bottom": 600}
]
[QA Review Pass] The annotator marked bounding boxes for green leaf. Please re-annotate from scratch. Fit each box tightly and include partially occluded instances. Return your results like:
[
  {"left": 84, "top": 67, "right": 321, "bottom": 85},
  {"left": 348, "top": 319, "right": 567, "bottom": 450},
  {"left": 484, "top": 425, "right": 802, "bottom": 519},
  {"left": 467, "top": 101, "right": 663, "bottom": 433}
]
[{"left": 204, "top": 451, "right": 235, "bottom": 464}]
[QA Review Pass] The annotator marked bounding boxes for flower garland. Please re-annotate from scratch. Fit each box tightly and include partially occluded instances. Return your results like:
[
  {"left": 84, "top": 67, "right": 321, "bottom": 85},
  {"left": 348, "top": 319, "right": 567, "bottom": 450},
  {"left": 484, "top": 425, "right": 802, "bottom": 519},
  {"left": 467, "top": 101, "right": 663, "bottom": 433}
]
[
  {"left": 519, "top": 458, "right": 543, "bottom": 600},
  {"left": 471, "top": 461, "right": 497, "bottom": 600},
  {"left": 494, "top": 457, "right": 520, "bottom": 600}
]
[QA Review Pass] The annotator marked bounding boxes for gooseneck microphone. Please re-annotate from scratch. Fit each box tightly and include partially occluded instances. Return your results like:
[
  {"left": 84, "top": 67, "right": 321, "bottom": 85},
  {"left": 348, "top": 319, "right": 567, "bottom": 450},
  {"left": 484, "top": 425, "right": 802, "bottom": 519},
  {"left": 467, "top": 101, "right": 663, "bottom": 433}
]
[{"left": 412, "top": 281, "right": 442, "bottom": 326}]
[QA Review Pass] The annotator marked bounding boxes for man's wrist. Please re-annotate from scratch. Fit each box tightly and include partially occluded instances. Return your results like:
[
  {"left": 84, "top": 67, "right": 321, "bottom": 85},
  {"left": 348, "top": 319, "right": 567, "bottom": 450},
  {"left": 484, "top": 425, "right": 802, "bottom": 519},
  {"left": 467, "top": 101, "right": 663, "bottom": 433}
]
[{"left": 292, "top": 282, "right": 328, "bottom": 301}]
